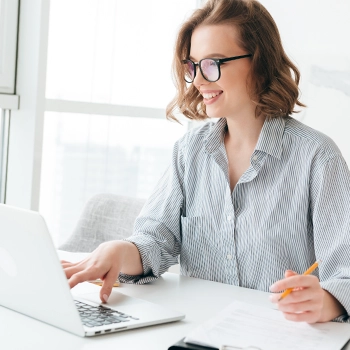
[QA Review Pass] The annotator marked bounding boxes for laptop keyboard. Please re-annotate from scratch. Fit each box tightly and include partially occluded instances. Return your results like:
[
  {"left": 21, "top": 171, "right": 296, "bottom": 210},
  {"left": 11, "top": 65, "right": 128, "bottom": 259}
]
[{"left": 74, "top": 300, "right": 139, "bottom": 328}]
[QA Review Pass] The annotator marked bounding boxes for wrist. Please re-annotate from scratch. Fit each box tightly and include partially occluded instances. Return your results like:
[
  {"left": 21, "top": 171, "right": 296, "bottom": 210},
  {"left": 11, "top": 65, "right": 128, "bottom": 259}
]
[
  {"left": 318, "top": 289, "right": 346, "bottom": 322},
  {"left": 109, "top": 240, "right": 143, "bottom": 276}
]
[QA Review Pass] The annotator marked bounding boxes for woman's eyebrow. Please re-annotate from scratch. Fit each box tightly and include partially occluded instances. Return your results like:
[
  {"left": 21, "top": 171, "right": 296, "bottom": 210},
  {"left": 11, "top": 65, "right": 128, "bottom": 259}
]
[{"left": 189, "top": 53, "right": 227, "bottom": 61}]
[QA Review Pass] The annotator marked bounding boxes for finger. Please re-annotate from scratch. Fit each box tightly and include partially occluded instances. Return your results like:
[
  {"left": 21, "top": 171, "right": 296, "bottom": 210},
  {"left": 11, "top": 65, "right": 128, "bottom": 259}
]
[
  {"left": 277, "top": 299, "right": 318, "bottom": 314},
  {"left": 100, "top": 266, "right": 121, "bottom": 303},
  {"left": 270, "top": 286, "right": 314, "bottom": 304},
  {"left": 64, "top": 264, "right": 86, "bottom": 279},
  {"left": 61, "top": 261, "right": 75, "bottom": 268},
  {"left": 60, "top": 260, "right": 71, "bottom": 264},
  {"left": 68, "top": 269, "right": 100, "bottom": 289},
  {"left": 283, "top": 310, "right": 321, "bottom": 324},
  {"left": 281, "top": 287, "right": 323, "bottom": 305},
  {"left": 270, "top": 274, "right": 319, "bottom": 292},
  {"left": 284, "top": 270, "right": 297, "bottom": 278}
]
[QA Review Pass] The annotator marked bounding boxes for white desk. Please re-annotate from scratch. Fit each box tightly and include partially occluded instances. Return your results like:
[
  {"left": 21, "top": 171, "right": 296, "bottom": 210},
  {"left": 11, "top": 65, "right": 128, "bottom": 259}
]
[{"left": 1, "top": 273, "right": 349, "bottom": 350}]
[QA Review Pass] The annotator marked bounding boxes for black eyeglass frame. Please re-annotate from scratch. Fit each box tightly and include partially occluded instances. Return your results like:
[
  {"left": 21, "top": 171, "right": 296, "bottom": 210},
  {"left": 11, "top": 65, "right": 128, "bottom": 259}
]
[{"left": 182, "top": 54, "right": 253, "bottom": 83}]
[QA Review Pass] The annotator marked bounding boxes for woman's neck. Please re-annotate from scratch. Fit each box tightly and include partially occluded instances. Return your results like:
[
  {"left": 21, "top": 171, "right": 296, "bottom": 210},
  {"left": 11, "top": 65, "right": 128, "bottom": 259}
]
[{"left": 225, "top": 113, "right": 266, "bottom": 150}]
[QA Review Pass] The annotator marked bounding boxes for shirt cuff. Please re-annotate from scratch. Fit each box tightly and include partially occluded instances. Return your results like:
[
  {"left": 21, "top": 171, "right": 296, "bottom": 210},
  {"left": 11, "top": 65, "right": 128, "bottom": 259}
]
[{"left": 118, "top": 235, "right": 162, "bottom": 284}]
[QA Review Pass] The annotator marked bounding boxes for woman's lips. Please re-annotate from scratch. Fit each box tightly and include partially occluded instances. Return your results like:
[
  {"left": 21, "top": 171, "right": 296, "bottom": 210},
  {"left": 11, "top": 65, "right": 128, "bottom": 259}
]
[{"left": 202, "top": 91, "right": 223, "bottom": 105}]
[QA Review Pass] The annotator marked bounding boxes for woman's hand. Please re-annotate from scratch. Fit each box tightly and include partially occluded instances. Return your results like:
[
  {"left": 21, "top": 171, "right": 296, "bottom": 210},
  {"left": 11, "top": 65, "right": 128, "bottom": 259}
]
[
  {"left": 61, "top": 241, "right": 143, "bottom": 303},
  {"left": 269, "top": 270, "right": 345, "bottom": 323}
]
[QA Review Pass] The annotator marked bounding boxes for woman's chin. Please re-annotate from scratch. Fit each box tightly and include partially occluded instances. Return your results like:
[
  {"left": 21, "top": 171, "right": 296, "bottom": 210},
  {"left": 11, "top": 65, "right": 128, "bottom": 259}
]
[{"left": 205, "top": 109, "right": 225, "bottom": 119}]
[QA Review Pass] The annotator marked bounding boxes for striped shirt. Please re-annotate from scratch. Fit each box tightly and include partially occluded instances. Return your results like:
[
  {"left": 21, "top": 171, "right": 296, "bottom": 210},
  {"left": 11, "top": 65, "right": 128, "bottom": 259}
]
[{"left": 121, "top": 116, "right": 350, "bottom": 322}]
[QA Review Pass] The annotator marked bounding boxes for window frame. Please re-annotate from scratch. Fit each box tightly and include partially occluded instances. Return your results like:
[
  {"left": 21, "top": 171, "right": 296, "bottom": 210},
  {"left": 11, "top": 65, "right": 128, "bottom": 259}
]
[
  {"left": 0, "top": 108, "right": 9, "bottom": 203},
  {"left": 6, "top": 0, "right": 202, "bottom": 211},
  {"left": 0, "top": 0, "right": 19, "bottom": 94}
]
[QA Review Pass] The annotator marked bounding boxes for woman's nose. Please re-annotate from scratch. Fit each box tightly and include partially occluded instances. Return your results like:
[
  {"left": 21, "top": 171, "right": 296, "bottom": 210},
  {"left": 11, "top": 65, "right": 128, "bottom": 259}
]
[{"left": 193, "top": 67, "right": 209, "bottom": 87}]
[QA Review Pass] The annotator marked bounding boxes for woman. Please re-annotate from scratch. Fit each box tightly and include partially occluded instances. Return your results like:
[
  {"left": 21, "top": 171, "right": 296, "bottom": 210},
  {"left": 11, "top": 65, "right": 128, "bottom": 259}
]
[{"left": 62, "top": 0, "right": 350, "bottom": 323}]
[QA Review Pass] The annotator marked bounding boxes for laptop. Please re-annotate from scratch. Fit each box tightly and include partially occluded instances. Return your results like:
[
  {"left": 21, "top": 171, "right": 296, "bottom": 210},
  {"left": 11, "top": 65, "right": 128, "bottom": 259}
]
[{"left": 0, "top": 203, "right": 185, "bottom": 337}]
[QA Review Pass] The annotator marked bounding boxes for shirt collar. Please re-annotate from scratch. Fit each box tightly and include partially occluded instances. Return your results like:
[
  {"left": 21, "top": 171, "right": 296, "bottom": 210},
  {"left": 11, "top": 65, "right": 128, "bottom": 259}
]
[
  {"left": 255, "top": 117, "right": 285, "bottom": 160},
  {"left": 204, "top": 118, "right": 228, "bottom": 154},
  {"left": 204, "top": 117, "right": 285, "bottom": 159}
]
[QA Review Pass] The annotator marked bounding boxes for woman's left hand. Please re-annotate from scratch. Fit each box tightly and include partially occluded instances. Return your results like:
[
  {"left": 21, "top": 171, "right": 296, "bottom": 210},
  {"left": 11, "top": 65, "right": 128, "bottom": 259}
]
[{"left": 269, "top": 270, "right": 325, "bottom": 323}]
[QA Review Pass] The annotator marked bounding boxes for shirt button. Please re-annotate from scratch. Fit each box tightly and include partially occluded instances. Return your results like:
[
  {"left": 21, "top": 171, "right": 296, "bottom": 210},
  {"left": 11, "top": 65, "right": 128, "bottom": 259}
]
[
  {"left": 227, "top": 215, "right": 232, "bottom": 221},
  {"left": 253, "top": 155, "right": 258, "bottom": 161},
  {"left": 227, "top": 254, "right": 232, "bottom": 260}
]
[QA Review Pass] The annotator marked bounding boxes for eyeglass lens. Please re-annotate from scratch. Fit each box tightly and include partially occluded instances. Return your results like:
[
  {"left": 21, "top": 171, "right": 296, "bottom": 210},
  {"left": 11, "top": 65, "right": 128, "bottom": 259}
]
[
  {"left": 184, "top": 59, "right": 219, "bottom": 83},
  {"left": 201, "top": 59, "right": 219, "bottom": 82},
  {"left": 184, "top": 61, "right": 195, "bottom": 83}
]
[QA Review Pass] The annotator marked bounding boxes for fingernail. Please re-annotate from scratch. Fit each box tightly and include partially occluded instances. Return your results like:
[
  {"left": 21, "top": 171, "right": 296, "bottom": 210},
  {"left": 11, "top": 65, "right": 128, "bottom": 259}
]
[
  {"left": 103, "top": 294, "right": 109, "bottom": 303},
  {"left": 269, "top": 283, "right": 277, "bottom": 292}
]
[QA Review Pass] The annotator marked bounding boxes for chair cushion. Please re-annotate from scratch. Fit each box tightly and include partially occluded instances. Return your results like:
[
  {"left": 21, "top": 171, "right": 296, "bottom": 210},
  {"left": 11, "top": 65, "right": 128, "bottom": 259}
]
[{"left": 59, "top": 193, "right": 146, "bottom": 252}]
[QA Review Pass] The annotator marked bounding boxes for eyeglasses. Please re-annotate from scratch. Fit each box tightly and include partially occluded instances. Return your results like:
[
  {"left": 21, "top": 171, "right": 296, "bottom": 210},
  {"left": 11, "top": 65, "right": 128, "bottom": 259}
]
[
  {"left": 182, "top": 54, "right": 252, "bottom": 83},
  {"left": 220, "top": 346, "right": 261, "bottom": 350}
]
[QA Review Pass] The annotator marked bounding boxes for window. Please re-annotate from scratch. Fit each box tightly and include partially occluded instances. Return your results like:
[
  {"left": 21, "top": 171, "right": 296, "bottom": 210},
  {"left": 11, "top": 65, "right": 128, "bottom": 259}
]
[
  {"left": 40, "top": 0, "right": 199, "bottom": 244},
  {"left": 0, "top": 0, "right": 19, "bottom": 93},
  {"left": 40, "top": 112, "right": 186, "bottom": 245}
]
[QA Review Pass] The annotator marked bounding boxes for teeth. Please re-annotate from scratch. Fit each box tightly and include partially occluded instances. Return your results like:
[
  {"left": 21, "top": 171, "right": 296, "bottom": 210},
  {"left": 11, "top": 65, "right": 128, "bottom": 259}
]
[{"left": 202, "top": 92, "right": 221, "bottom": 99}]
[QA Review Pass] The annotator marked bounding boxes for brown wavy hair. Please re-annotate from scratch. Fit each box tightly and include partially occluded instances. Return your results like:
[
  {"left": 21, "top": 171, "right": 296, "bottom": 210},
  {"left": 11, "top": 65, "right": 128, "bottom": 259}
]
[{"left": 166, "top": 0, "right": 306, "bottom": 121}]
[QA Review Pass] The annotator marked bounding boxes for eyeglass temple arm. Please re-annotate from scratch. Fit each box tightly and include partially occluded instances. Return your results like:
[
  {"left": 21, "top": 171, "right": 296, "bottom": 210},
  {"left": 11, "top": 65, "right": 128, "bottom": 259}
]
[{"left": 218, "top": 54, "right": 252, "bottom": 64}]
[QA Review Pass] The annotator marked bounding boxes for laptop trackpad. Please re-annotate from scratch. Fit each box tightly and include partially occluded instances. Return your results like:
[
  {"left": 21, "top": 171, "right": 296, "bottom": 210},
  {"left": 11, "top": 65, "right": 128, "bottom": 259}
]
[
  {"left": 73, "top": 282, "right": 184, "bottom": 321},
  {"left": 77, "top": 289, "right": 163, "bottom": 319},
  {"left": 80, "top": 291, "right": 146, "bottom": 308}
]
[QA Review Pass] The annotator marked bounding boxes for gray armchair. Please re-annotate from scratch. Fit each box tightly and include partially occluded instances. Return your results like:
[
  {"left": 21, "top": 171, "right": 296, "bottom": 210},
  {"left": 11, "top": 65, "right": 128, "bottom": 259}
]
[{"left": 59, "top": 193, "right": 146, "bottom": 252}]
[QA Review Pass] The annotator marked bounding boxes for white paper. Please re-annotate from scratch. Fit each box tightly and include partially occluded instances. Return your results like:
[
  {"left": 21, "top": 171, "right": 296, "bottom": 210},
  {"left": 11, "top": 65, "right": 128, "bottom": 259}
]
[{"left": 184, "top": 301, "right": 350, "bottom": 350}]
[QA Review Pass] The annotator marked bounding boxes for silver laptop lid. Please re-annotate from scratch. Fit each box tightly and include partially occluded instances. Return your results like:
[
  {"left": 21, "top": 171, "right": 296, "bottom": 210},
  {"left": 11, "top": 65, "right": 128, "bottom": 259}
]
[{"left": 0, "top": 204, "right": 84, "bottom": 337}]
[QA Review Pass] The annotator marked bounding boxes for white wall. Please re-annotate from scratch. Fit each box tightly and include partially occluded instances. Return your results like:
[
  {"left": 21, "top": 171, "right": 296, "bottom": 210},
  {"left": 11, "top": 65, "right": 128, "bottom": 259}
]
[{"left": 261, "top": 0, "right": 350, "bottom": 163}]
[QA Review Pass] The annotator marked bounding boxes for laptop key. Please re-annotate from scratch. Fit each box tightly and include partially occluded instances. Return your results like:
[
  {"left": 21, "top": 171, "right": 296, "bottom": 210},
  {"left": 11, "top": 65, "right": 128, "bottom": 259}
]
[
  {"left": 84, "top": 322, "right": 95, "bottom": 327},
  {"left": 102, "top": 321, "right": 113, "bottom": 325},
  {"left": 110, "top": 316, "right": 129, "bottom": 322},
  {"left": 75, "top": 300, "right": 140, "bottom": 323}
]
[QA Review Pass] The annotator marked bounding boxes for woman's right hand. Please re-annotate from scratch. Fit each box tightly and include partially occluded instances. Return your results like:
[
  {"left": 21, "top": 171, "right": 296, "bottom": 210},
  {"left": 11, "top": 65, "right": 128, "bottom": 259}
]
[{"left": 61, "top": 240, "right": 143, "bottom": 303}]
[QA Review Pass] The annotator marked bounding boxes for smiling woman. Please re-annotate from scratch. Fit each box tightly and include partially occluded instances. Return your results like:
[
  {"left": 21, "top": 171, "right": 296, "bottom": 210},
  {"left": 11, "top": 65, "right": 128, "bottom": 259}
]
[
  {"left": 167, "top": 1, "right": 305, "bottom": 121},
  {"left": 61, "top": 0, "right": 350, "bottom": 326}
]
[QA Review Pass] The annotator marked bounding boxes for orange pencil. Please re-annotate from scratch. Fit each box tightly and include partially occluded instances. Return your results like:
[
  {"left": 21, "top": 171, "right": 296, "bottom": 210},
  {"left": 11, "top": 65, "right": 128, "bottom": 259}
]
[
  {"left": 88, "top": 279, "right": 120, "bottom": 287},
  {"left": 278, "top": 261, "right": 320, "bottom": 301}
]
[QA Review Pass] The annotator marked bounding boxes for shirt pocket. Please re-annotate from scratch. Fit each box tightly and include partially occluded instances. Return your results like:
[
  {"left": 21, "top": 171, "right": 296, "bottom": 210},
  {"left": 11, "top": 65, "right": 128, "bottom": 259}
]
[{"left": 180, "top": 215, "right": 222, "bottom": 278}]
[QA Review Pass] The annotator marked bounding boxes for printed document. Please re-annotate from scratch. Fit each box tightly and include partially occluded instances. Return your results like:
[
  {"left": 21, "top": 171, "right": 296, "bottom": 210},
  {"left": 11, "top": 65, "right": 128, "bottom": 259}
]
[{"left": 184, "top": 301, "right": 350, "bottom": 350}]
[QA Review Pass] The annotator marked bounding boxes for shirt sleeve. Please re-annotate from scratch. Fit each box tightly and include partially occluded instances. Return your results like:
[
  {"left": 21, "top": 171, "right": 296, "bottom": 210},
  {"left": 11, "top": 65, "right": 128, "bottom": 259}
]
[
  {"left": 118, "top": 138, "right": 185, "bottom": 284},
  {"left": 310, "top": 152, "right": 350, "bottom": 322}
]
